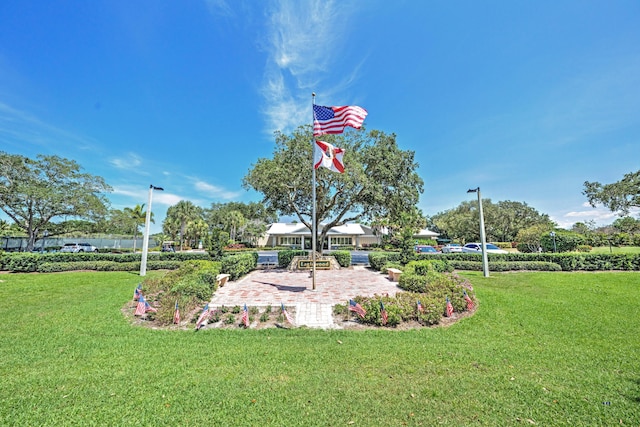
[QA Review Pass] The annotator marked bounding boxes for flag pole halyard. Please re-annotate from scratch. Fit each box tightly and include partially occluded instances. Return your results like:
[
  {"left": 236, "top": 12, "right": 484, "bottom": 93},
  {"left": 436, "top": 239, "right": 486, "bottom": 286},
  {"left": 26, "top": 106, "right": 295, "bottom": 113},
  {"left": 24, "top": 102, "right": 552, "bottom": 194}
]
[{"left": 311, "top": 92, "right": 317, "bottom": 290}]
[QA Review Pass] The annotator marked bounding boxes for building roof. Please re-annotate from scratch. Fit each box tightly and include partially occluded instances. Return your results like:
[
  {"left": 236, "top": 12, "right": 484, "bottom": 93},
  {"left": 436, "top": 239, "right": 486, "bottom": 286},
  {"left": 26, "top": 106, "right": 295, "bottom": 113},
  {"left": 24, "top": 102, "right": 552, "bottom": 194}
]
[{"left": 266, "top": 223, "right": 438, "bottom": 238}]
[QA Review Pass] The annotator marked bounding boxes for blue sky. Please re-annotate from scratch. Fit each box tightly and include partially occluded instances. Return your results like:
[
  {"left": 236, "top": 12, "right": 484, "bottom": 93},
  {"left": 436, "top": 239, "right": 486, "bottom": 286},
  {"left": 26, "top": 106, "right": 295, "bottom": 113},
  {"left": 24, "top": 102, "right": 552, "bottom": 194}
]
[{"left": 1, "top": 0, "right": 639, "bottom": 234}]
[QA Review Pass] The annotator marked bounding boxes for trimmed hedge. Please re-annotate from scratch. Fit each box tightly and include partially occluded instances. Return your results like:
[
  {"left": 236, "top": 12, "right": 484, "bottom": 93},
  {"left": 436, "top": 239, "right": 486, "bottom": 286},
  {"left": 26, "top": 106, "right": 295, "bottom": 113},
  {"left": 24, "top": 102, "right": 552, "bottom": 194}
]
[
  {"left": 277, "top": 250, "right": 309, "bottom": 268},
  {"left": 439, "top": 253, "right": 640, "bottom": 271},
  {"left": 328, "top": 250, "right": 351, "bottom": 267},
  {"left": 368, "top": 252, "right": 401, "bottom": 271},
  {"left": 221, "top": 252, "right": 258, "bottom": 280},
  {"left": 36, "top": 260, "right": 182, "bottom": 273},
  {"left": 0, "top": 251, "right": 211, "bottom": 273},
  {"left": 446, "top": 260, "right": 562, "bottom": 272}
]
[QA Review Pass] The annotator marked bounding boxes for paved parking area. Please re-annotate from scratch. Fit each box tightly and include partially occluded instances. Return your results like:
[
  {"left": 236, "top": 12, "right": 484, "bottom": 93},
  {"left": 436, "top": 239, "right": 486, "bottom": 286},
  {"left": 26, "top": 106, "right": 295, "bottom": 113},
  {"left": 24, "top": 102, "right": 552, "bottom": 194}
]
[{"left": 209, "top": 266, "right": 401, "bottom": 328}]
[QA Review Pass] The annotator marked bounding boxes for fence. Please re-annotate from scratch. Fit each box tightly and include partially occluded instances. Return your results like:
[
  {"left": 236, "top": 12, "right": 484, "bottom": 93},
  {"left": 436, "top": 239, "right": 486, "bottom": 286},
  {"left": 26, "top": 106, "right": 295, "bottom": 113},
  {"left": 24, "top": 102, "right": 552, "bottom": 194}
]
[{"left": 1, "top": 237, "right": 161, "bottom": 252}]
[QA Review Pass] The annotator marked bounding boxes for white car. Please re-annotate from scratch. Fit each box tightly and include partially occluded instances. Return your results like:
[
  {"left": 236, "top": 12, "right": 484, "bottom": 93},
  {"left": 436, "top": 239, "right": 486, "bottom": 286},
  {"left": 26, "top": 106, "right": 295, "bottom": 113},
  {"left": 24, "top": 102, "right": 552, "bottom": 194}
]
[
  {"left": 441, "top": 243, "right": 463, "bottom": 253},
  {"left": 462, "top": 243, "right": 508, "bottom": 254},
  {"left": 60, "top": 242, "right": 98, "bottom": 253}
]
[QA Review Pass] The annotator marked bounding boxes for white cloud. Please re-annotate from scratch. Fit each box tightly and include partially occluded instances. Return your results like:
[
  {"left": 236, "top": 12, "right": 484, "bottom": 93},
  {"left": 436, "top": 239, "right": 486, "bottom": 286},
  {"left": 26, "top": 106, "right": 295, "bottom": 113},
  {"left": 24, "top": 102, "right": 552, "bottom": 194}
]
[
  {"left": 194, "top": 179, "right": 242, "bottom": 200},
  {"left": 259, "top": 0, "right": 362, "bottom": 134},
  {"left": 109, "top": 152, "right": 142, "bottom": 169},
  {"left": 552, "top": 203, "right": 640, "bottom": 229},
  {"left": 0, "top": 101, "right": 97, "bottom": 151}
]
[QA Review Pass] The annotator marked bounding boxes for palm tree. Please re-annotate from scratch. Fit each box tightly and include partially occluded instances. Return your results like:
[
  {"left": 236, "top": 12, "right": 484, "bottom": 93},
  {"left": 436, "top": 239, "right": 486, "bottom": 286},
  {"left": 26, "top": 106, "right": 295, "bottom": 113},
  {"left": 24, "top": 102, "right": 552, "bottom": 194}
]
[
  {"left": 166, "top": 200, "right": 201, "bottom": 250},
  {"left": 124, "top": 204, "right": 152, "bottom": 252}
]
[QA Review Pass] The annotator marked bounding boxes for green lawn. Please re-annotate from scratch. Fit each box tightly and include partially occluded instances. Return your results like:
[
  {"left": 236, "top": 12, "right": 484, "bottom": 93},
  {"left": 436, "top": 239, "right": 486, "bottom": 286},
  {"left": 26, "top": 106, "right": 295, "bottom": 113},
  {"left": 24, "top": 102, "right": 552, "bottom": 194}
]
[
  {"left": 589, "top": 245, "right": 640, "bottom": 254},
  {"left": 1, "top": 271, "right": 639, "bottom": 426}
]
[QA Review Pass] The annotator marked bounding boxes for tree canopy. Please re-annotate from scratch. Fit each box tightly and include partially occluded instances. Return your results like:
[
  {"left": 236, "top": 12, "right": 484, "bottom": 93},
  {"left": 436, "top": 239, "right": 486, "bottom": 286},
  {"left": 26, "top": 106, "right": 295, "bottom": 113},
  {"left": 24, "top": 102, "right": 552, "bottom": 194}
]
[
  {"left": 431, "top": 199, "right": 553, "bottom": 243},
  {"left": 0, "top": 152, "right": 111, "bottom": 251},
  {"left": 584, "top": 170, "right": 640, "bottom": 215},
  {"left": 242, "top": 126, "right": 423, "bottom": 246}
]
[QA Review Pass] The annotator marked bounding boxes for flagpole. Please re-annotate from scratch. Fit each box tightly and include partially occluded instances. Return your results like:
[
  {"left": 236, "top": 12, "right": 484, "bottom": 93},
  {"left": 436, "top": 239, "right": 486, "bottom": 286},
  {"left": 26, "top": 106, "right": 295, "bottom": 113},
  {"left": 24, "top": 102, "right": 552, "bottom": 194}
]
[{"left": 311, "top": 92, "right": 317, "bottom": 290}]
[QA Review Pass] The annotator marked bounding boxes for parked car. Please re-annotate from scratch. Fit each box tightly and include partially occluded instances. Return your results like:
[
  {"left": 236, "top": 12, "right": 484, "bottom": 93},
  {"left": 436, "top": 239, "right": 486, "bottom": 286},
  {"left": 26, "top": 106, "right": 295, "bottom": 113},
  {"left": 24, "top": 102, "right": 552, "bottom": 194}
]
[
  {"left": 461, "top": 243, "right": 508, "bottom": 254},
  {"left": 60, "top": 242, "right": 98, "bottom": 253},
  {"left": 441, "top": 243, "right": 463, "bottom": 253},
  {"left": 415, "top": 245, "right": 438, "bottom": 254}
]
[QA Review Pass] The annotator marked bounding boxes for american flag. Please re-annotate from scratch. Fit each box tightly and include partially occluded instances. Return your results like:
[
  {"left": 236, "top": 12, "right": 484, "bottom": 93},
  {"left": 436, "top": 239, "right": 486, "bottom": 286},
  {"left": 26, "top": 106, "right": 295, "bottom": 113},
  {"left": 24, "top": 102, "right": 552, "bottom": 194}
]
[
  {"left": 313, "top": 105, "right": 368, "bottom": 136},
  {"left": 195, "top": 303, "right": 210, "bottom": 330},
  {"left": 242, "top": 304, "right": 249, "bottom": 328},
  {"left": 144, "top": 298, "right": 157, "bottom": 313},
  {"left": 173, "top": 301, "right": 180, "bottom": 324},
  {"left": 281, "top": 303, "right": 295, "bottom": 325},
  {"left": 134, "top": 294, "right": 146, "bottom": 316},
  {"left": 417, "top": 300, "right": 424, "bottom": 313},
  {"left": 380, "top": 301, "right": 388, "bottom": 325},
  {"left": 348, "top": 299, "right": 366, "bottom": 318},
  {"left": 133, "top": 283, "right": 142, "bottom": 301},
  {"left": 314, "top": 140, "right": 345, "bottom": 173},
  {"left": 463, "top": 290, "right": 475, "bottom": 311},
  {"left": 445, "top": 296, "right": 454, "bottom": 318}
]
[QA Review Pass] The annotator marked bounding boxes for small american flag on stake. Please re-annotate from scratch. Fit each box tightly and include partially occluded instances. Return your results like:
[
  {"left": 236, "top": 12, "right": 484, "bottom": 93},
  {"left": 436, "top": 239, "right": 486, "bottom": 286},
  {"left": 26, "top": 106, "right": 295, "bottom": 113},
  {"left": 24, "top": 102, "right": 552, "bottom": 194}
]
[
  {"left": 463, "top": 290, "right": 475, "bottom": 311},
  {"left": 348, "top": 299, "right": 366, "bottom": 318},
  {"left": 281, "top": 303, "right": 295, "bottom": 325},
  {"left": 144, "top": 298, "right": 157, "bottom": 313},
  {"left": 134, "top": 294, "right": 146, "bottom": 316},
  {"left": 242, "top": 304, "right": 249, "bottom": 328},
  {"left": 417, "top": 300, "right": 424, "bottom": 313},
  {"left": 195, "top": 303, "right": 210, "bottom": 330},
  {"left": 380, "top": 301, "right": 388, "bottom": 325},
  {"left": 133, "top": 283, "right": 142, "bottom": 301},
  {"left": 173, "top": 300, "right": 180, "bottom": 324},
  {"left": 445, "top": 296, "right": 454, "bottom": 318}
]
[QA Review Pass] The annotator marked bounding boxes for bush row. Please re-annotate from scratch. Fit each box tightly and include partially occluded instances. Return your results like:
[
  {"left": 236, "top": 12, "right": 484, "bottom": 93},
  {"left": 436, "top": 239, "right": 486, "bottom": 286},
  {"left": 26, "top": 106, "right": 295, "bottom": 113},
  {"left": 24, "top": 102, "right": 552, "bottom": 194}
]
[
  {"left": 0, "top": 252, "right": 211, "bottom": 272},
  {"left": 446, "top": 260, "right": 562, "bottom": 272},
  {"left": 221, "top": 252, "right": 258, "bottom": 280},
  {"left": 37, "top": 260, "right": 182, "bottom": 273},
  {"left": 439, "top": 252, "right": 640, "bottom": 271}
]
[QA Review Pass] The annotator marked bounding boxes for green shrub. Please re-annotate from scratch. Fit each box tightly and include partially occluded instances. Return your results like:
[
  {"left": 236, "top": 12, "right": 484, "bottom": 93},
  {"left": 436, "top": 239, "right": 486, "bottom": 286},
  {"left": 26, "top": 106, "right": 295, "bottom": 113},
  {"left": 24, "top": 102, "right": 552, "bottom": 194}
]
[
  {"left": 576, "top": 245, "right": 593, "bottom": 252},
  {"left": 221, "top": 252, "right": 257, "bottom": 280},
  {"left": 404, "top": 259, "right": 452, "bottom": 275},
  {"left": 328, "top": 250, "right": 351, "bottom": 267},
  {"left": 277, "top": 250, "right": 308, "bottom": 268},
  {"left": 369, "top": 252, "right": 401, "bottom": 271}
]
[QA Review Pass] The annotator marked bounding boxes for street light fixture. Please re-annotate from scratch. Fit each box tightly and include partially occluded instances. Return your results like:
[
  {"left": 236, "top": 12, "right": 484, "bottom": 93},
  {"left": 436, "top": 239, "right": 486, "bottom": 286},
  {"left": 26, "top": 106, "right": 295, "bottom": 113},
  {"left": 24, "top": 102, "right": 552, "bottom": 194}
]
[
  {"left": 550, "top": 231, "right": 557, "bottom": 253},
  {"left": 467, "top": 187, "right": 489, "bottom": 277},
  {"left": 140, "top": 185, "right": 164, "bottom": 276}
]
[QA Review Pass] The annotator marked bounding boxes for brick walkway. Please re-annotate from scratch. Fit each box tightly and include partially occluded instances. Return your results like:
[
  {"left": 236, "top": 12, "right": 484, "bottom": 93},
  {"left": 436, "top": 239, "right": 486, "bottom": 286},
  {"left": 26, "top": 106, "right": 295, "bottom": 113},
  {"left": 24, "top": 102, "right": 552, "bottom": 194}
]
[{"left": 209, "top": 266, "right": 401, "bottom": 328}]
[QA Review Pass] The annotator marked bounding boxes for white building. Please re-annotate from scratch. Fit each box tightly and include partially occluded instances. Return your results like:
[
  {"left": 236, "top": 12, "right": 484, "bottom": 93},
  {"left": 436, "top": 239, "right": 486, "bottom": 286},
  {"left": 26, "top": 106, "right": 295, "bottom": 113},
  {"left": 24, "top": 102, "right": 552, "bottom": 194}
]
[{"left": 259, "top": 223, "right": 438, "bottom": 249}]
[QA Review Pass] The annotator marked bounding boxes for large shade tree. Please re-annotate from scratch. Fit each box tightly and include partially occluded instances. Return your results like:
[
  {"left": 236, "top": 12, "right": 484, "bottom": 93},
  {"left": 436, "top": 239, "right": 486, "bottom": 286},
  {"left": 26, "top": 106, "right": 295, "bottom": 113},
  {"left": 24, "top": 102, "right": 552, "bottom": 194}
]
[
  {"left": 432, "top": 199, "right": 553, "bottom": 243},
  {"left": 584, "top": 170, "right": 640, "bottom": 215},
  {"left": 243, "top": 126, "right": 423, "bottom": 247},
  {"left": 0, "top": 152, "right": 111, "bottom": 251}
]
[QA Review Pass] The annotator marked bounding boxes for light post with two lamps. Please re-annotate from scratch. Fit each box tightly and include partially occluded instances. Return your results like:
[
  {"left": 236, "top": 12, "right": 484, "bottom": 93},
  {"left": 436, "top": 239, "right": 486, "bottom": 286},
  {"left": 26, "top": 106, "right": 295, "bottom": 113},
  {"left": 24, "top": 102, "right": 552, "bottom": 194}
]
[
  {"left": 140, "top": 185, "right": 164, "bottom": 277},
  {"left": 467, "top": 187, "right": 490, "bottom": 277}
]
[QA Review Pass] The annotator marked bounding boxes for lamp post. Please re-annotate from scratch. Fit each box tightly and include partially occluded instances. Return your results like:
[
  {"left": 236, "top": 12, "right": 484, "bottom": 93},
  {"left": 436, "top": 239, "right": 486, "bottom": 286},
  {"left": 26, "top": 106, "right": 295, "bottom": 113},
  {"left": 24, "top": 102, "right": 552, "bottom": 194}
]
[
  {"left": 467, "top": 187, "right": 489, "bottom": 277},
  {"left": 41, "top": 230, "right": 48, "bottom": 253},
  {"left": 550, "top": 231, "right": 557, "bottom": 253},
  {"left": 140, "top": 185, "right": 164, "bottom": 276}
]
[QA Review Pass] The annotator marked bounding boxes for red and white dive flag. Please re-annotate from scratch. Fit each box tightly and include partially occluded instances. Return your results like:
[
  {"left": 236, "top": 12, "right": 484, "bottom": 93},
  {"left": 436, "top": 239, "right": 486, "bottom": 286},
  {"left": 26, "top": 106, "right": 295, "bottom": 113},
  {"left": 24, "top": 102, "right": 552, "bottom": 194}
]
[
  {"left": 313, "top": 105, "right": 367, "bottom": 136},
  {"left": 314, "top": 140, "right": 345, "bottom": 173}
]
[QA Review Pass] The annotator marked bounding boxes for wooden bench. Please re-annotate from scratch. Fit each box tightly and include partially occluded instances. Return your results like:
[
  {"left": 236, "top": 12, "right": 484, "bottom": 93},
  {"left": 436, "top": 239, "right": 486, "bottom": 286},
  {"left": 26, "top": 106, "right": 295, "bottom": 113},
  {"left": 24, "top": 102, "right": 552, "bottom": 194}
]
[
  {"left": 216, "top": 273, "right": 231, "bottom": 288},
  {"left": 387, "top": 268, "right": 402, "bottom": 282}
]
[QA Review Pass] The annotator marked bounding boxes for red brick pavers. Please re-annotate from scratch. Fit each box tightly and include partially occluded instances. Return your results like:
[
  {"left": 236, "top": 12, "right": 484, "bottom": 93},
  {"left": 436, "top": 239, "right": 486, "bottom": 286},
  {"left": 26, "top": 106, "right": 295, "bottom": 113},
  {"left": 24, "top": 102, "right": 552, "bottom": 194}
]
[{"left": 209, "top": 266, "right": 400, "bottom": 307}]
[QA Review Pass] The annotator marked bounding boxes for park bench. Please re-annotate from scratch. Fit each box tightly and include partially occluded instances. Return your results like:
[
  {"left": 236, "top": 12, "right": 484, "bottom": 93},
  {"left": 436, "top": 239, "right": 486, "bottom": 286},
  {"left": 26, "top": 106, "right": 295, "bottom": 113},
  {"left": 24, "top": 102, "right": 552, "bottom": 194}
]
[
  {"left": 387, "top": 268, "right": 402, "bottom": 282},
  {"left": 216, "top": 273, "right": 231, "bottom": 288}
]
